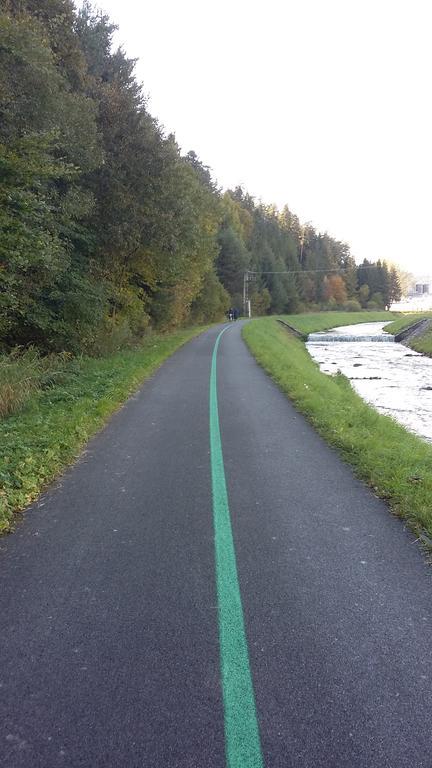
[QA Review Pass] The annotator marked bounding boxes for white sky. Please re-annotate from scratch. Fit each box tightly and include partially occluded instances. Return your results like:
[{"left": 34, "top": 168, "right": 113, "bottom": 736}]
[{"left": 78, "top": 0, "right": 432, "bottom": 275}]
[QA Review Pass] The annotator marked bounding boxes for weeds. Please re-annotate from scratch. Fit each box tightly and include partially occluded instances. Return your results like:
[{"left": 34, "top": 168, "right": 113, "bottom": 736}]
[{"left": 0, "top": 348, "right": 77, "bottom": 418}]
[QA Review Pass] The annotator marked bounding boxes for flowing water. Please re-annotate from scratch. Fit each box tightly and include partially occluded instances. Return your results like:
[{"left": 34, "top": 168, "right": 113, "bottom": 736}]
[
  {"left": 308, "top": 322, "right": 396, "bottom": 343},
  {"left": 306, "top": 322, "right": 432, "bottom": 443}
]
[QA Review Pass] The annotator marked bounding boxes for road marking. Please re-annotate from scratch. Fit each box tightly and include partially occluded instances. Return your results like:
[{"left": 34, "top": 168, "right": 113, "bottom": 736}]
[{"left": 210, "top": 327, "right": 264, "bottom": 768}]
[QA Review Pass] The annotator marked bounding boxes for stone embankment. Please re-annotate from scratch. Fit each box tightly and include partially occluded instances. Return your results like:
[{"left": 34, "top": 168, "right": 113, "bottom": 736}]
[
  {"left": 395, "top": 318, "right": 432, "bottom": 343},
  {"left": 276, "top": 319, "right": 306, "bottom": 339}
]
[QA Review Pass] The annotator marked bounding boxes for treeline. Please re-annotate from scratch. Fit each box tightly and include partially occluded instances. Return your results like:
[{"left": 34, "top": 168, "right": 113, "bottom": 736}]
[
  {"left": 217, "top": 195, "right": 401, "bottom": 315},
  {"left": 356, "top": 259, "right": 402, "bottom": 309},
  {"left": 0, "top": 1, "right": 401, "bottom": 355}
]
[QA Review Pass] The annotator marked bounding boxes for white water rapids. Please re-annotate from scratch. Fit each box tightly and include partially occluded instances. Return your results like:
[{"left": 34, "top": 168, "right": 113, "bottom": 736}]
[{"left": 306, "top": 322, "right": 432, "bottom": 443}]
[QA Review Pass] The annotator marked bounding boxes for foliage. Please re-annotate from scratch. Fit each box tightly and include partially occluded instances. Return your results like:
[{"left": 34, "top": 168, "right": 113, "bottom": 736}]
[
  {"left": 190, "top": 270, "right": 229, "bottom": 324},
  {"left": 344, "top": 299, "right": 362, "bottom": 312},
  {"left": 357, "top": 259, "right": 402, "bottom": 308},
  {"left": 0, "top": 5, "right": 223, "bottom": 352},
  {"left": 0, "top": 2, "right": 406, "bottom": 353}
]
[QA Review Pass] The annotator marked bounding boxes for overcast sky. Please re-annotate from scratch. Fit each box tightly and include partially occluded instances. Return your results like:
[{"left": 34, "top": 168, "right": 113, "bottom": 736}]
[{"left": 78, "top": 0, "right": 431, "bottom": 275}]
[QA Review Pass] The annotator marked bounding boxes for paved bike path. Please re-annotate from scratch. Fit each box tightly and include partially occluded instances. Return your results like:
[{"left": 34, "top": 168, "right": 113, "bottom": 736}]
[
  {"left": 0, "top": 322, "right": 431, "bottom": 767},
  {"left": 219, "top": 325, "right": 432, "bottom": 767}
]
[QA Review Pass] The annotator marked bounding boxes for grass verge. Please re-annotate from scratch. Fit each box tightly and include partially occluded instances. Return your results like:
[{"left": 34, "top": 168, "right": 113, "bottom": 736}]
[
  {"left": 411, "top": 327, "right": 432, "bottom": 356},
  {"left": 384, "top": 313, "right": 432, "bottom": 357},
  {"left": 0, "top": 327, "right": 205, "bottom": 532},
  {"left": 243, "top": 317, "right": 432, "bottom": 541},
  {"left": 279, "top": 311, "right": 399, "bottom": 338},
  {"left": 384, "top": 312, "right": 432, "bottom": 335}
]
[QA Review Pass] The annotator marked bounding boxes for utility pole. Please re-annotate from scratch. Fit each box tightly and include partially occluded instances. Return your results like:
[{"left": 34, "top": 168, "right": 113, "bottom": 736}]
[
  {"left": 299, "top": 225, "right": 305, "bottom": 267},
  {"left": 243, "top": 271, "right": 251, "bottom": 318}
]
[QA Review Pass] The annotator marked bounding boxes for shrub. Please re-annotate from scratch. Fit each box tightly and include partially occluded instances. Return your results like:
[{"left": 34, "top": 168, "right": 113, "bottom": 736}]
[
  {"left": 87, "top": 319, "right": 135, "bottom": 358},
  {"left": 370, "top": 292, "right": 385, "bottom": 308},
  {"left": 344, "top": 299, "right": 362, "bottom": 312}
]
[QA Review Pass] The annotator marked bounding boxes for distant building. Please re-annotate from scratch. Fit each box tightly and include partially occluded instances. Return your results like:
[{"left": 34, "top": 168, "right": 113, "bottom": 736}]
[
  {"left": 391, "top": 274, "right": 432, "bottom": 311},
  {"left": 408, "top": 275, "right": 431, "bottom": 297}
]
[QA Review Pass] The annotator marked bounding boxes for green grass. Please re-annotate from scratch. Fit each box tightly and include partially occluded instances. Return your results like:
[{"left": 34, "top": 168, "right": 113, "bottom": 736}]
[
  {"left": 0, "top": 327, "right": 205, "bottom": 532},
  {"left": 243, "top": 317, "right": 432, "bottom": 541},
  {"left": 279, "top": 311, "right": 399, "bottom": 338},
  {"left": 384, "top": 313, "right": 432, "bottom": 357},
  {"left": 411, "top": 327, "right": 432, "bottom": 356},
  {"left": 384, "top": 312, "right": 432, "bottom": 335}
]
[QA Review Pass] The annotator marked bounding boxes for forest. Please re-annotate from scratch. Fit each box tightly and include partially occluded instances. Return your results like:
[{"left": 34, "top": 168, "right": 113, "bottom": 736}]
[{"left": 0, "top": 0, "right": 402, "bottom": 355}]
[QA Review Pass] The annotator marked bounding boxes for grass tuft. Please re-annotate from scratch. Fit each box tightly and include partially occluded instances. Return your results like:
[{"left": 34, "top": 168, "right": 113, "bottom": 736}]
[{"left": 0, "top": 348, "right": 78, "bottom": 418}]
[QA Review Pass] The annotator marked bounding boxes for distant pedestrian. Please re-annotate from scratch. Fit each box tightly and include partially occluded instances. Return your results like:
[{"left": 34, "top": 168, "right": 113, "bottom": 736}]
[
  {"left": 227, "top": 307, "right": 234, "bottom": 321},
  {"left": 233, "top": 307, "right": 239, "bottom": 320}
]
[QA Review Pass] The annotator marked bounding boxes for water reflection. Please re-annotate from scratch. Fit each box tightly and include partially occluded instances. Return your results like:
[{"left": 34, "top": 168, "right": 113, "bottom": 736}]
[{"left": 306, "top": 322, "right": 432, "bottom": 443}]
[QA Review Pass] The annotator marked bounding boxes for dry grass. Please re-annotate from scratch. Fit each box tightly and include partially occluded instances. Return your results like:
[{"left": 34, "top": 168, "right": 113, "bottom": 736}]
[
  {"left": 0, "top": 349, "right": 43, "bottom": 417},
  {"left": 0, "top": 348, "right": 72, "bottom": 418}
]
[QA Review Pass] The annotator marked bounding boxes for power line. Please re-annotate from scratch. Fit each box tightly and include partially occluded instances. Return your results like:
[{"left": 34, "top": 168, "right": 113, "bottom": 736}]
[
  {"left": 246, "top": 265, "right": 384, "bottom": 276},
  {"left": 243, "top": 265, "right": 391, "bottom": 314},
  {"left": 243, "top": 265, "right": 387, "bottom": 315}
]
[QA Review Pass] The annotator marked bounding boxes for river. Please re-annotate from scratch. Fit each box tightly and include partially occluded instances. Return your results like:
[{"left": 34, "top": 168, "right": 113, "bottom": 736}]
[{"left": 306, "top": 322, "right": 432, "bottom": 443}]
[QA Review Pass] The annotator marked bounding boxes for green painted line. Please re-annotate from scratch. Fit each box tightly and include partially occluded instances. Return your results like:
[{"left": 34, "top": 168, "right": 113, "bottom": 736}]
[{"left": 210, "top": 327, "right": 264, "bottom": 768}]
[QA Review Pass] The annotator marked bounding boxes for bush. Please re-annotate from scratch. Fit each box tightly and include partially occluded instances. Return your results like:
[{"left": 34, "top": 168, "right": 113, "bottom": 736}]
[
  {"left": 294, "top": 302, "right": 307, "bottom": 315},
  {"left": 321, "top": 299, "right": 338, "bottom": 311},
  {"left": 88, "top": 318, "right": 135, "bottom": 357},
  {"left": 369, "top": 292, "right": 385, "bottom": 309},
  {"left": 344, "top": 299, "right": 362, "bottom": 312}
]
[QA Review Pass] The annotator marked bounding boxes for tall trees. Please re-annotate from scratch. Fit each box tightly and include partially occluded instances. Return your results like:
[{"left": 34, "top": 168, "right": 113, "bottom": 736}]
[
  {"left": 76, "top": 4, "right": 225, "bottom": 332},
  {"left": 0, "top": 1, "right": 399, "bottom": 353},
  {"left": 355, "top": 260, "right": 402, "bottom": 308},
  {"left": 0, "top": 12, "right": 103, "bottom": 349},
  {"left": 1, "top": 2, "right": 228, "bottom": 349},
  {"left": 388, "top": 266, "right": 402, "bottom": 304}
]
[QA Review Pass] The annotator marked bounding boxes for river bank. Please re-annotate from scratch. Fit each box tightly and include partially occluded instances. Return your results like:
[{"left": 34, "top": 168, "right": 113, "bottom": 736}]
[
  {"left": 306, "top": 322, "right": 432, "bottom": 444},
  {"left": 385, "top": 313, "right": 432, "bottom": 356},
  {"left": 243, "top": 316, "right": 432, "bottom": 545}
]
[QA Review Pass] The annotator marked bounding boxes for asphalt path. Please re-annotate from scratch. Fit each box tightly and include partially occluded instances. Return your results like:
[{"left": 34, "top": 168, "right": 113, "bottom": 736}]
[{"left": 0, "top": 322, "right": 431, "bottom": 767}]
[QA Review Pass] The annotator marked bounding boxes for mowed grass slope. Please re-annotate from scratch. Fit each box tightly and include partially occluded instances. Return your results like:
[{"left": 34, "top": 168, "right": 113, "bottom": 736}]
[
  {"left": 384, "top": 312, "right": 432, "bottom": 335},
  {"left": 411, "top": 327, "right": 432, "bottom": 356},
  {"left": 0, "top": 328, "right": 205, "bottom": 532},
  {"left": 384, "top": 313, "right": 432, "bottom": 357},
  {"left": 243, "top": 317, "right": 432, "bottom": 540}
]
